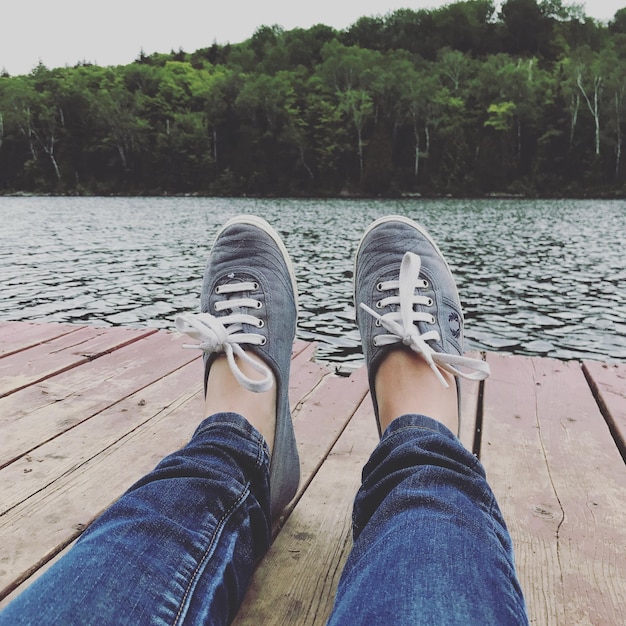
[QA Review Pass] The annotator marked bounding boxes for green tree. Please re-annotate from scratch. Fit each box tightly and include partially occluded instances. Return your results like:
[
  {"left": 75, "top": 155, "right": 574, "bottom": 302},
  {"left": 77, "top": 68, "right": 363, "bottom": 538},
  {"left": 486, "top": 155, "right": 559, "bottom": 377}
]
[
  {"left": 338, "top": 89, "right": 373, "bottom": 182},
  {"left": 432, "top": 0, "right": 497, "bottom": 53},
  {"left": 234, "top": 70, "right": 311, "bottom": 191},
  {"left": 499, "top": 0, "right": 554, "bottom": 57},
  {"left": 437, "top": 48, "right": 471, "bottom": 94},
  {"left": 94, "top": 74, "right": 148, "bottom": 179},
  {"left": 398, "top": 66, "right": 438, "bottom": 178},
  {"left": 609, "top": 7, "right": 626, "bottom": 34},
  {"left": 318, "top": 42, "right": 381, "bottom": 182},
  {"left": 384, "top": 9, "right": 438, "bottom": 57}
]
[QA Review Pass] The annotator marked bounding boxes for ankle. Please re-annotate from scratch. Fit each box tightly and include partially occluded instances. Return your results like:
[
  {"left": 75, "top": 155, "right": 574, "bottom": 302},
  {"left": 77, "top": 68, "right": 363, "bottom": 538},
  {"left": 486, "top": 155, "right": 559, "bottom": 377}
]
[
  {"left": 204, "top": 354, "right": 277, "bottom": 453},
  {"left": 375, "top": 348, "right": 458, "bottom": 434}
]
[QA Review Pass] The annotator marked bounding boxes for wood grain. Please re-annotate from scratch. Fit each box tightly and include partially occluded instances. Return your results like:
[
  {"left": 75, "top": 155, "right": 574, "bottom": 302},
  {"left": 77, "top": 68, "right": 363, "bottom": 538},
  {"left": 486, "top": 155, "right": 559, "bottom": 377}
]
[
  {"left": 0, "top": 321, "right": 81, "bottom": 357},
  {"left": 482, "top": 354, "right": 626, "bottom": 626},
  {"left": 0, "top": 330, "right": 199, "bottom": 468},
  {"left": 0, "top": 325, "right": 156, "bottom": 398}
]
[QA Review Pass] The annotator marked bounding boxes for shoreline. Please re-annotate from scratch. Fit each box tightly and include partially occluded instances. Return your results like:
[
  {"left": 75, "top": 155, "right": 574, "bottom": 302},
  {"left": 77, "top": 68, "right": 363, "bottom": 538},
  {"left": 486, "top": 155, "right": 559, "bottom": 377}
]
[{"left": 2, "top": 190, "right": 626, "bottom": 200}]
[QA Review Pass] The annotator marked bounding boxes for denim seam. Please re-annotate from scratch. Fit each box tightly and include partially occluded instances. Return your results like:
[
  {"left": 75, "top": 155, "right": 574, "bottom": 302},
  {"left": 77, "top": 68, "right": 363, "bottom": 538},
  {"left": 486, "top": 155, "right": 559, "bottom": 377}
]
[
  {"left": 255, "top": 428, "right": 268, "bottom": 473},
  {"left": 172, "top": 483, "right": 251, "bottom": 626},
  {"left": 171, "top": 430, "right": 267, "bottom": 625}
]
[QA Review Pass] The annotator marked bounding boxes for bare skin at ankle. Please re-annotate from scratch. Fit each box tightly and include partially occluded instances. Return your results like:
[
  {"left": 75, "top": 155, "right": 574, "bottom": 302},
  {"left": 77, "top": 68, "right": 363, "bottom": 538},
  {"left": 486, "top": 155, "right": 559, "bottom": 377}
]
[
  {"left": 375, "top": 348, "right": 458, "bottom": 435},
  {"left": 204, "top": 354, "right": 276, "bottom": 454}
]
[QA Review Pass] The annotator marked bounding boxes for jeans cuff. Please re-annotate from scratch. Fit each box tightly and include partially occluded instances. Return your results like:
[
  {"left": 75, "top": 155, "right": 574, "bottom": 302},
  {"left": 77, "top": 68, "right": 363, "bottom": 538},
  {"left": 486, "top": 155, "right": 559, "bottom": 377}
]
[
  {"left": 194, "top": 412, "right": 270, "bottom": 457},
  {"left": 381, "top": 413, "right": 457, "bottom": 442}
]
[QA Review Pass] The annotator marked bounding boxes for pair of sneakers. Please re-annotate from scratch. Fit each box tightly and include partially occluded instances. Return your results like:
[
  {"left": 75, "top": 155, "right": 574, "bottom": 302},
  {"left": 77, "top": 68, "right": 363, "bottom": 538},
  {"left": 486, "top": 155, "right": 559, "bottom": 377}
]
[{"left": 175, "top": 215, "right": 489, "bottom": 519}]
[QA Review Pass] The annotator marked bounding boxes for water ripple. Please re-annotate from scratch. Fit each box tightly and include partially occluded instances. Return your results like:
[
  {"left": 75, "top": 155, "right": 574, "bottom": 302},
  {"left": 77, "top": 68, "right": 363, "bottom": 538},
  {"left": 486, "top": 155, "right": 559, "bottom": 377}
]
[{"left": 1, "top": 197, "right": 624, "bottom": 365}]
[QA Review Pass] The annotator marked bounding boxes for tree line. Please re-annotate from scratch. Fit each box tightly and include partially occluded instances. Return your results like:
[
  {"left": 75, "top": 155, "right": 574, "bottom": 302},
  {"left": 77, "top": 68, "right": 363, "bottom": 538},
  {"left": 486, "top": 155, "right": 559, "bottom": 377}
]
[{"left": 2, "top": 0, "right": 626, "bottom": 197}]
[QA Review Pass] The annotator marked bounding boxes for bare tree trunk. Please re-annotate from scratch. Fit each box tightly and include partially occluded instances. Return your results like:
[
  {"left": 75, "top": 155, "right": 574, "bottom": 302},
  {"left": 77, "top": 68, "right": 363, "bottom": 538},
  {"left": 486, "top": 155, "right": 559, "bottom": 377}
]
[
  {"left": 569, "top": 92, "right": 579, "bottom": 150},
  {"left": 48, "top": 152, "right": 61, "bottom": 181},
  {"left": 616, "top": 90, "right": 623, "bottom": 181},
  {"left": 40, "top": 143, "right": 61, "bottom": 181},
  {"left": 42, "top": 142, "right": 61, "bottom": 181},
  {"left": 593, "top": 81, "right": 601, "bottom": 156},
  {"left": 32, "top": 127, "right": 61, "bottom": 181},
  {"left": 577, "top": 72, "right": 602, "bottom": 156},
  {"left": 412, "top": 118, "right": 420, "bottom": 177},
  {"left": 213, "top": 128, "right": 218, "bottom": 174},
  {"left": 299, "top": 144, "right": 314, "bottom": 180},
  {"left": 357, "top": 126, "right": 364, "bottom": 182},
  {"left": 117, "top": 145, "right": 128, "bottom": 170}
]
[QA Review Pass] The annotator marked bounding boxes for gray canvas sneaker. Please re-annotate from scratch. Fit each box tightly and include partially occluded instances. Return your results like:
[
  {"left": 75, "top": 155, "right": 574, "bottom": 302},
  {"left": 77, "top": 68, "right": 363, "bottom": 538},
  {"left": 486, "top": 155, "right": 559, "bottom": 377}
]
[
  {"left": 354, "top": 215, "right": 490, "bottom": 436},
  {"left": 175, "top": 215, "right": 300, "bottom": 519}
]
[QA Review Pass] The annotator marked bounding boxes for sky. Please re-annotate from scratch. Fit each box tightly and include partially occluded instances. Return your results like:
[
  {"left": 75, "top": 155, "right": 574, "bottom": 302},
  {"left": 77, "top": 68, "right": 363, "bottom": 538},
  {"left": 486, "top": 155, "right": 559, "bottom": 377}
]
[{"left": 2, "top": 1, "right": 625, "bottom": 77}]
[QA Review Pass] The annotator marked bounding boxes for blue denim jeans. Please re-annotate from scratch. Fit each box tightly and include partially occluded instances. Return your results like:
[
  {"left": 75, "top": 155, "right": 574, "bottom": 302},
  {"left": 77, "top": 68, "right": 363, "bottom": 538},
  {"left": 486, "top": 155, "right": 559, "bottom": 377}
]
[{"left": 1, "top": 413, "right": 528, "bottom": 625}]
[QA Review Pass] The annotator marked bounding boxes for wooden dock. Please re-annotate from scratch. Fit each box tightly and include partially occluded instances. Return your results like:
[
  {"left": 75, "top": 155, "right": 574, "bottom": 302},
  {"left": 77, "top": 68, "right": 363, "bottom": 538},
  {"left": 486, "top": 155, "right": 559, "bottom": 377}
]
[{"left": 0, "top": 321, "right": 624, "bottom": 624}]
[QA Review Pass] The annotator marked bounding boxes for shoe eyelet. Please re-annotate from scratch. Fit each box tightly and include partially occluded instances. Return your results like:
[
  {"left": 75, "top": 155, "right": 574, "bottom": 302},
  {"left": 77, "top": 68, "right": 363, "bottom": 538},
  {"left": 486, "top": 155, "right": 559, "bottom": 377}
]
[
  {"left": 375, "top": 300, "right": 383, "bottom": 309},
  {"left": 375, "top": 319, "right": 382, "bottom": 327},
  {"left": 423, "top": 280, "right": 429, "bottom": 289},
  {"left": 376, "top": 282, "right": 384, "bottom": 291},
  {"left": 255, "top": 300, "right": 263, "bottom": 309},
  {"left": 426, "top": 297, "right": 434, "bottom": 307},
  {"left": 430, "top": 315, "right": 436, "bottom": 324},
  {"left": 215, "top": 285, "right": 223, "bottom": 295},
  {"left": 251, "top": 282, "right": 259, "bottom": 290},
  {"left": 260, "top": 337, "right": 267, "bottom": 346},
  {"left": 257, "top": 319, "right": 265, "bottom": 328},
  {"left": 213, "top": 303, "right": 219, "bottom": 311}
]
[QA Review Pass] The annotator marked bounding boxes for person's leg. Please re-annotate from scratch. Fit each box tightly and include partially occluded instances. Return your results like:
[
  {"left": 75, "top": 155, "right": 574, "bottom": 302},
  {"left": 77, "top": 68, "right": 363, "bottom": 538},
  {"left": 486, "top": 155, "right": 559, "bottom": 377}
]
[
  {"left": 1, "top": 412, "right": 271, "bottom": 626},
  {"left": 328, "top": 216, "right": 527, "bottom": 625},
  {"left": 0, "top": 215, "right": 300, "bottom": 626},
  {"left": 330, "top": 413, "right": 528, "bottom": 625}
]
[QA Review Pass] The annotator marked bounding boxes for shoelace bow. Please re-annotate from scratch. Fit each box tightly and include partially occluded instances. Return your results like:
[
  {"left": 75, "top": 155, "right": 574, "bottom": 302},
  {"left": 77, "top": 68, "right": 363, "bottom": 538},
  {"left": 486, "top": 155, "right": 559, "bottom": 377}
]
[
  {"left": 360, "top": 252, "right": 490, "bottom": 388},
  {"left": 174, "top": 281, "right": 273, "bottom": 393}
]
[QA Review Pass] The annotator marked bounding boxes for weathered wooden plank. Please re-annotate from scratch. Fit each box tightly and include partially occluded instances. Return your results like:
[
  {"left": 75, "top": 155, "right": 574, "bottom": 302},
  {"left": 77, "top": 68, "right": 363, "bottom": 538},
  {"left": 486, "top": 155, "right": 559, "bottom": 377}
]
[
  {"left": 583, "top": 360, "right": 626, "bottom": 461},
  {"left": 235, "top": 386, "right": 378, "bottom": 625},
  {"left": 289, "top": 367, "right": 369, "bottom": 510},
  {"left": 0, "top": 330, "right": 199, "bottom": 468},
  {"left": 0, "top": 325, "right": 156, "bottom": 398},
  {"left": 0, "top": 544, "right": 72, "bottom": 609},
  {"left": 0, "top": 359, "right": 205, "bottom": 515},
  {"left": 292, "top": 339, "right": 311, "bottom": 359},
  {"left": 288, "top": 342, "right": 328, "bottom": 410},
  {"left": 0, "top": 321, "right": 81, "bottom": 357},
  {"left": 481, "top": 354, "right": 626, "bottom": 626}
]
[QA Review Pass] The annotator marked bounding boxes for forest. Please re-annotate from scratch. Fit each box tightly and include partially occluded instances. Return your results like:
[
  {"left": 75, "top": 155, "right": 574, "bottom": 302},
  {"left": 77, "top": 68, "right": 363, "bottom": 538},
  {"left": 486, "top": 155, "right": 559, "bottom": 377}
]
[{"left": 1, "top": 0, "right": 626, "bottom": 197}]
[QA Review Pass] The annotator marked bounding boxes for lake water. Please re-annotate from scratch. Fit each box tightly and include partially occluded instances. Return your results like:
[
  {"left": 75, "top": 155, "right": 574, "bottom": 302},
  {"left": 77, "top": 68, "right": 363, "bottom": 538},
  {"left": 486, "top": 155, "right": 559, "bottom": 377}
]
[{"left": 1, "top": 196, "right": 625, "bottom": 365}]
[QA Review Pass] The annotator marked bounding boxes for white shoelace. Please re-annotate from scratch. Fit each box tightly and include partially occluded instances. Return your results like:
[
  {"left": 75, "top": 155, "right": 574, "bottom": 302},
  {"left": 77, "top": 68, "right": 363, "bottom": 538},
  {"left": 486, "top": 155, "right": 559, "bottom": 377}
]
[
  {"left": 359, "top": 252, "right": 490, "bottom": 388},
  {"left": 174, "top": 281, "right": 273, "bottom": 393}
]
